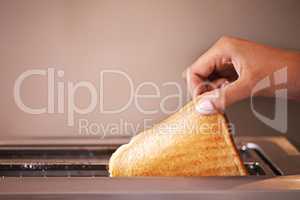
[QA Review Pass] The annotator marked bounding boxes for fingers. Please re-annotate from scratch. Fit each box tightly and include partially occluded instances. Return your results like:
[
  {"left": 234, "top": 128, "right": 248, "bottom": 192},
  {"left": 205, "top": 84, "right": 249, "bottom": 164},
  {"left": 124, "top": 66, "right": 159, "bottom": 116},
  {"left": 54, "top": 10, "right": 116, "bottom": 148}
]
[
  {"left": 183, "top": 36, "right": 248, "bottom": 114},
  {"left": 184, "top": 37, "right": 237, "bottom": 98},
  {"left": 189, "top": 37, "right": 233, "bottom": 80},
  {"left": 195, "top": 79, "right": 250, "bottom": 115},
  {"left": 183, "top": 66, "right": 230, "bottom": 95},
  {"left": 209, "top": 78, "right": 229, "bottom": 90},
  {"left": 183, "top": 68, "right": 207, "bottom": 98}
]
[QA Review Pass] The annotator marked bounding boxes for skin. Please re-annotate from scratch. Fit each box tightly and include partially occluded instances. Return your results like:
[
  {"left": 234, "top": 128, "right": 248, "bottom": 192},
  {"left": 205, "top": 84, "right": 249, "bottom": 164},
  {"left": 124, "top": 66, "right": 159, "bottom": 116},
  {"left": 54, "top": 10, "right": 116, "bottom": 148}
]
[{"left": 184, "top": 36, "right": 300, "bottom": 114}]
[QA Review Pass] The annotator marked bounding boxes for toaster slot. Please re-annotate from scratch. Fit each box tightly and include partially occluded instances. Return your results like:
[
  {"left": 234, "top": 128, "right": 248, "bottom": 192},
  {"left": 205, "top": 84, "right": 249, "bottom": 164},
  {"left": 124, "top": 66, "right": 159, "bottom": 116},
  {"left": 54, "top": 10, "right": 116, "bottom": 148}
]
[
  {"left": 0, "top": 164, "right": 108, "bottom": 177},
  {"left": 0, "top": 143, "right": 283, "bottom": 177},
  {"left": 0, "top": 148, "right": 111, "bottom": 177}
]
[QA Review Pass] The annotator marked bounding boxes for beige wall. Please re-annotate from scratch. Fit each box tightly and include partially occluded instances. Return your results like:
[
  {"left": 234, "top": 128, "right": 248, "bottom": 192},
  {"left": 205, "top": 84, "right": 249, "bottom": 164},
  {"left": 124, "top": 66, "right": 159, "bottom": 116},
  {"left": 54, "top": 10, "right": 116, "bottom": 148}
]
[{"left": 0, "top": 0, "right": 299, "bottom": 146}]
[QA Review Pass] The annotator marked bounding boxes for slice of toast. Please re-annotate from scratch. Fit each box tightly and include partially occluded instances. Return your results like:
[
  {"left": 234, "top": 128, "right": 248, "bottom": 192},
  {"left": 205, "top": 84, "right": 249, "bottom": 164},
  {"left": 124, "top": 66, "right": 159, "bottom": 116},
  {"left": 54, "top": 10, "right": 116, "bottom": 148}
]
[{"left": 109, "top": 98, "right": 247, "bottom": 176}]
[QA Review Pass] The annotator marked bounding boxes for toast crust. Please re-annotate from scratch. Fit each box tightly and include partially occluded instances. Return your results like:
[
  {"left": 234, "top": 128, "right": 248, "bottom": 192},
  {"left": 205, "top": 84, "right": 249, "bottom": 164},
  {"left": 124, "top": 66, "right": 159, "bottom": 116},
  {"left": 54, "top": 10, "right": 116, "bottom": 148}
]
[{"left": 109, "top": 98, "right": 247, "bottom": 176}]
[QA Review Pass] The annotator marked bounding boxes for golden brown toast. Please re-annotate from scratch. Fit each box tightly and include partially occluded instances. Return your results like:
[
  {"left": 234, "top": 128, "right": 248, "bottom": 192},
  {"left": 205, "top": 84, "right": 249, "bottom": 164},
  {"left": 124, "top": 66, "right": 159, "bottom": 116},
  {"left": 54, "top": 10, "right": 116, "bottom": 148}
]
[{"left": 109, "top": 98, "right": 247, "bottom": 176}]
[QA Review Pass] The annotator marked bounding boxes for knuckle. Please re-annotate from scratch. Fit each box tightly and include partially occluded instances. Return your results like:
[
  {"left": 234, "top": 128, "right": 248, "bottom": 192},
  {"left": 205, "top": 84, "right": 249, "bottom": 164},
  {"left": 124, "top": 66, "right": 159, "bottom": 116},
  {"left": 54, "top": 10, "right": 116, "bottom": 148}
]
[
  {"left": 215, "top": 36, "right": 237, "bottom": 51},
  {"left": 218, "top": 35, "right": 233, "bottom": 44},
  {"left": 219, "top": 35, "right": 232, "bottom": 43}
]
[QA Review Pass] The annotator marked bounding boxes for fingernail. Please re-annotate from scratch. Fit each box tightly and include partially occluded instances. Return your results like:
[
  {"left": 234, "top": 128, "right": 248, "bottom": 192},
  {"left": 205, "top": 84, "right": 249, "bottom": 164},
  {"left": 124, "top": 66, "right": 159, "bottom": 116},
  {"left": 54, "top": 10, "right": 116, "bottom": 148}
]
[{"left": 195, "top": 100, "right": 217, "bottom": 115}]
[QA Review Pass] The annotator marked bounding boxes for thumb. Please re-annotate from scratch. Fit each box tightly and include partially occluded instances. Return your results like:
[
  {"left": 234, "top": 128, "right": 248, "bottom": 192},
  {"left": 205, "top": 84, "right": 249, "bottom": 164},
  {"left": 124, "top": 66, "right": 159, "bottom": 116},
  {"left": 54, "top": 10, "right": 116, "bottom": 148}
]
[{"left": 195, "top": 80, "right": 250, "bottom": 115}]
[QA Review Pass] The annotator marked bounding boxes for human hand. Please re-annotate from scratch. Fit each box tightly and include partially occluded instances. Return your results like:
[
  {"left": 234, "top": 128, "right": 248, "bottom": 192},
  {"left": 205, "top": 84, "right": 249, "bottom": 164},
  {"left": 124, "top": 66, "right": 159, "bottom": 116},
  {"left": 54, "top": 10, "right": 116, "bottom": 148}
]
[{"left": 183, "top": 36, "right": 300, "bottom": 114}]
